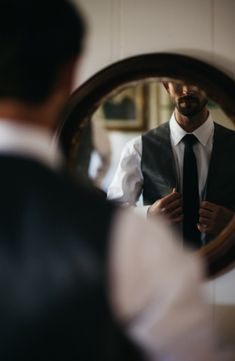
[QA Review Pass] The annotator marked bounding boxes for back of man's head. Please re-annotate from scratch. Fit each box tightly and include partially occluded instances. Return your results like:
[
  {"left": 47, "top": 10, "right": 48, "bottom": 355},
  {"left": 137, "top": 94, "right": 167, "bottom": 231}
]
[{"left": 0, "top": 0, "right": 86, "bottom": 104}]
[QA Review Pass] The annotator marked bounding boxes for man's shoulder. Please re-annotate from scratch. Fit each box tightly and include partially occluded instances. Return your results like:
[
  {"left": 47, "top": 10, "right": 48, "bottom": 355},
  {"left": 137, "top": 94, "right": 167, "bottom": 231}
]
[
  {"left": 214, "top": 122, "right": 235, "bottom": 134},
  {"left": 121, "top": 135, "right": 142, "bottom": 155},
  {"left": 123, "top": 122, "right": 170, "bottom": 150},
  {"left": 214, "top": 122, "right": 235, "bottom": 142},
  {"left": 142, "top": 122, "right": 170, "bottom": 149},
  {"left": 142, "top": 122, "right": 170, "bottom": 139},
  {"left": 0, "top": 154, "right": 116, "bottom": 218}
]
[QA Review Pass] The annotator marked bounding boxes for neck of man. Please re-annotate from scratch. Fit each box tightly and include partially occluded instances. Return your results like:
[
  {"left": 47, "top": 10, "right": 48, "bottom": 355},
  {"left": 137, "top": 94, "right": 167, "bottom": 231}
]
[
  {"left": 0, "top": 94, "right": 67, "bottom": 133},
  {"left": 175, "top": 107, "right": 209, "bottom": 133}
]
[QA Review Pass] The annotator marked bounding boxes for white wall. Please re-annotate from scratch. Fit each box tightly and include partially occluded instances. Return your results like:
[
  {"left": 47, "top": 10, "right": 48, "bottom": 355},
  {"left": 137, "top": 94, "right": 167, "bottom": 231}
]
[
  {"left": 74, "top": 0, "right": 235, "bottom": 84},
  {"left": 73, "top": 0, "right": 235, "bottom": 346}
]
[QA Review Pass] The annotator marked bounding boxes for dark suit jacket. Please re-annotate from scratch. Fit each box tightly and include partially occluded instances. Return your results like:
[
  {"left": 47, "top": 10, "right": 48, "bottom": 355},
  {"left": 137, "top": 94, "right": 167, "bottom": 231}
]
[{"left": 0, "top": 156, "right": 144, "bottom": 361}]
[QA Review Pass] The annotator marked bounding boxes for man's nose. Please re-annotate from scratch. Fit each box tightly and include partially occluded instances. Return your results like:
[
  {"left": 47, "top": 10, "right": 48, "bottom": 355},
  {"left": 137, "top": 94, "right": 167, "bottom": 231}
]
[
  {"left": 182, "top": 85, "right": 193, "bottom": 95},
  {"left": 181, "top": 84, "right": 200, "bottom": 96}
]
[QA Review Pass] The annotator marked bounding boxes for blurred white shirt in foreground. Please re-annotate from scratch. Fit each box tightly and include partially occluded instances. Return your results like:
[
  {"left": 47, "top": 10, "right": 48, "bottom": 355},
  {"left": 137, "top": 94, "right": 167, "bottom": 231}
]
[
  {"left": 0, "top": 119, "right": 233, "bottom": 361},
  {"left": 110, "top": 209, "right": 234, "bottom": 361}
]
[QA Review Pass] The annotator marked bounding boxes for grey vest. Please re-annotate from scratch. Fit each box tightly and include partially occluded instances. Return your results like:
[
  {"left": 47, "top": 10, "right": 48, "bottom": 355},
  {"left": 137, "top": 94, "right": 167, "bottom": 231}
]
[{"left": 141, "top": 122, "right": 235, "bottom": 211}]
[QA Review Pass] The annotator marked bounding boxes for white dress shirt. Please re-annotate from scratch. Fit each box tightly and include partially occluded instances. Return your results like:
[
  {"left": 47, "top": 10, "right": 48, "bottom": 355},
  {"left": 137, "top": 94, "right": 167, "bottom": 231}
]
[
  {"left": 0, "top": 119, "right": 231, "bottom": 361},
  {"left": 107, "top": 112, "right": 214, "bottom": 217},
  {"left": 170, "top": 112, "right": 214, "bottom": 197}
]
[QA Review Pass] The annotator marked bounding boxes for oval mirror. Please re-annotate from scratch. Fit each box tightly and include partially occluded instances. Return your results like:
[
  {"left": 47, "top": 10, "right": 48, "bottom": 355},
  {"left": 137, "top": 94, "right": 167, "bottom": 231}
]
[{"left": 57, "top": 53, "right": 235, "bottom": 278}]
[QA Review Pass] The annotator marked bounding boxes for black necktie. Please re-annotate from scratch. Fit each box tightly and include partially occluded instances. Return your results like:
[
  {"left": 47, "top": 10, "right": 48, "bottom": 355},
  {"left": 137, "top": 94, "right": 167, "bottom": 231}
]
[{"left": 182, "top": 134, "right": 201, "bottom": 248}]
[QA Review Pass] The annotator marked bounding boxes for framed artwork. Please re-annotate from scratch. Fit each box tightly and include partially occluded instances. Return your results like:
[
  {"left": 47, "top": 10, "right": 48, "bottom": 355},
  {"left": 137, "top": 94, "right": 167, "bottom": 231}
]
[{"left": 92, "top": 83, "right": 147, "bottom": 131}]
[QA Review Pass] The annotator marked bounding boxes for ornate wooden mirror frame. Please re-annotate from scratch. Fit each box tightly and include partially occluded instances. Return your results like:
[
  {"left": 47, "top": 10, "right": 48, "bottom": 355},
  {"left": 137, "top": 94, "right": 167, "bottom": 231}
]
[{"left": 57, "top": 53, "right": 235, "bottom": 278}]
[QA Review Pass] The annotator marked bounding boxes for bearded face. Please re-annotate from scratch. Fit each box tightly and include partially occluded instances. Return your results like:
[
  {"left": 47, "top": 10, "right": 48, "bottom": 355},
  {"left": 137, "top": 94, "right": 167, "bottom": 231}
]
[
  {"left": 176, "top": 94, "right": 208, "bottom": 117},
  {"left": 165, "top": 82, "right": 208, "bottom": 117}
]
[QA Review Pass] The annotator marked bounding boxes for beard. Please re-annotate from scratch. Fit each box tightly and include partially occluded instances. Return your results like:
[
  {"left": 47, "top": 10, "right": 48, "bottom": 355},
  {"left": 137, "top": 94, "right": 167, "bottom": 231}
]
[{"left": 176, "top": 95, "right": 208, "bottom": 117}]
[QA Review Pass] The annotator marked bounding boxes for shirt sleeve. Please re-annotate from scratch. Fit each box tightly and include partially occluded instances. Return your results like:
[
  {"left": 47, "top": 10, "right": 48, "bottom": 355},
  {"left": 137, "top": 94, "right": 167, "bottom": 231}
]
[
  {"left": 107, "top": 136, "right": 144, "bottom": 206},
  {"left": 108, "top": 208, "right": 234, "bottom": 361}
]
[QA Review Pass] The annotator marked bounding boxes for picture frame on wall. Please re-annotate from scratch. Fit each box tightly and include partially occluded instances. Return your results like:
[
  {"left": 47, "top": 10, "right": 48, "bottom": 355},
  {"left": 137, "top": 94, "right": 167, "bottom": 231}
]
[{"left": 92, "top": 83, "right": 148, "bottom": 131}]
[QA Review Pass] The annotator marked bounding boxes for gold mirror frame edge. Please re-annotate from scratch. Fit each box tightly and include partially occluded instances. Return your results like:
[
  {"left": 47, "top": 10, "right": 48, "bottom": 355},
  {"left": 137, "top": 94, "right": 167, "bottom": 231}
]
[{"left": 58, "top": 52, "right": 235, "bottom": 278}]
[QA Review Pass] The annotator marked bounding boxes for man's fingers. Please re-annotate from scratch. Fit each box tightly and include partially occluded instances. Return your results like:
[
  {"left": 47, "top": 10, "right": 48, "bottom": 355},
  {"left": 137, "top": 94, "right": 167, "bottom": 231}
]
[
  {"left": 197, "top": 223, "right": 210, "bottom": 233},
  {"left": 149, "top": 189, "right": 181, "bottom": 218},
  {"left": 169, "top": 209, "right": 183, "bottom": 223},
  {"left": 199, "top": 208, "right": 212, "bottom": 219},
  {"left": 158, "top": 191, "right": 181, "bottom": 208},
  {"left": 171, "top": 214, "right": 184, "bottom": 223},
  {"left": 163, "top": 199, "right": 182, "bottom": 213},
  {"left": 200, "top": 201, "right": 216, "bottom": 211},
  {"left": 199, "top": 215, "right": 211, "bottom": 225}
]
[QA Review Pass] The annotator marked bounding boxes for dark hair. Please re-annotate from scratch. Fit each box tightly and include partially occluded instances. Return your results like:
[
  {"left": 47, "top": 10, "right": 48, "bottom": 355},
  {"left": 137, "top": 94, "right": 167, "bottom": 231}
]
[{"left": 0, "top": 0, "right": 86, "bottom": 103}]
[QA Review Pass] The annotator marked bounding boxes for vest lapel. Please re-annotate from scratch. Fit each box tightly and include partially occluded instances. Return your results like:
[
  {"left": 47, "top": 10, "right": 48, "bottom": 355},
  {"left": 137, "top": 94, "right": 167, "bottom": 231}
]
[
  {"left": 154, "top": 122, "right": 178, "bottom": 190},
  {"left": 141, "top": 122, "right": 178, "bottom": 203}
]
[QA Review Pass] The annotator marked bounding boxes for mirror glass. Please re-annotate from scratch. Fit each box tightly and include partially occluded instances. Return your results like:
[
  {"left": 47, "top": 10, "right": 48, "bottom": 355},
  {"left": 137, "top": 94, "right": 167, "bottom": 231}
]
[
  {"left": 79, "top": 79, "right": 234, "bottom": 191},
  {"left": 59, "top": 52, "right": 235, "bottom": 277},
  {"left": 70, "top": 78, "right": 235, "bottom": 251}
]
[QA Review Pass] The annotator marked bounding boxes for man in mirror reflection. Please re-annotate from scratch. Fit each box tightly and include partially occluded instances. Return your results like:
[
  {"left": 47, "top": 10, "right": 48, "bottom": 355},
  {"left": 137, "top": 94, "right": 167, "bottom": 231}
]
[
  {"left": 108, "top": 81, "right": 235, "bottom": 248},
  {"left": 0, "top": 1, "right": 234, "bottom": 361}
]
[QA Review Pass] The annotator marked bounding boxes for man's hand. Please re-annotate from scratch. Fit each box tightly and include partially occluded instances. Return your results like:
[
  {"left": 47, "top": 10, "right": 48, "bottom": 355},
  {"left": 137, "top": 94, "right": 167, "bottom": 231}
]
[
  {"left": 147, "top": 188, "right": 183, "bottom": 223},
  {"left": 198, "top": 201, "right": 234, "bottom": 236}
]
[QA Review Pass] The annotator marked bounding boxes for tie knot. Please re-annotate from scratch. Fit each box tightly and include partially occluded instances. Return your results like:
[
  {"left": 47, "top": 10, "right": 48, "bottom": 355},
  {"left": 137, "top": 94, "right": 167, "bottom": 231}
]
[{"left": 182, "top": 134, "right": 198, "bottom": 147}]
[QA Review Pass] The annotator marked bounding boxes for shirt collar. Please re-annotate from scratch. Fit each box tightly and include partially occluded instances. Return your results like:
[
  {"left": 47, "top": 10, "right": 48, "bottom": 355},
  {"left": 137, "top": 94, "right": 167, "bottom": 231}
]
[
  {"left": 0, "top": 119, "right": 64, "bottom": 170},
  {"left": 169, "top": 111, "right": 214, "bottom": 146}
]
